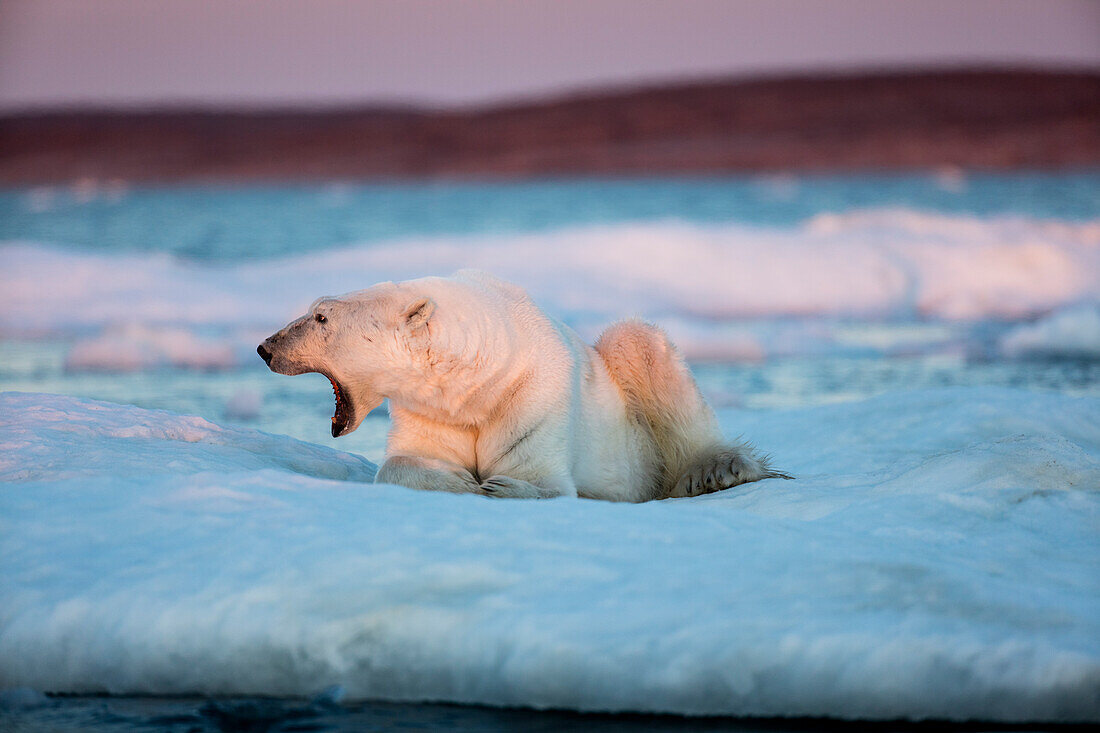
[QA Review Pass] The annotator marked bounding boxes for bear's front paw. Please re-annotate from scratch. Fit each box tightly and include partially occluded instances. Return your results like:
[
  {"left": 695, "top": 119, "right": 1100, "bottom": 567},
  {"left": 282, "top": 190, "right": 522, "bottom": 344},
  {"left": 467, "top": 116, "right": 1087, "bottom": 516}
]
[
  {"left": 479, "top": 475, "right": 554, "bottom": 499},
  {"left": 376, "top": 455, "right": 481, "bottom": 494}
]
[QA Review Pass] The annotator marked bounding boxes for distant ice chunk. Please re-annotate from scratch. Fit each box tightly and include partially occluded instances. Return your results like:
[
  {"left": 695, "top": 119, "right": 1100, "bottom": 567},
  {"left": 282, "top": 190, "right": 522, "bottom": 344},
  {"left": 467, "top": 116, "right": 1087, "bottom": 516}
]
[
  {"left": 933, "top": 166, "right": 968, "bottom": 193},
  {"left": 65, "top": 323, "right": 239, "bottom": 372},
  {"left": 224, "top": 388, "right": 263, "bottom": 421},
  {"left": 1000, "top": 303, "right": 1100, "bottom": 359}
]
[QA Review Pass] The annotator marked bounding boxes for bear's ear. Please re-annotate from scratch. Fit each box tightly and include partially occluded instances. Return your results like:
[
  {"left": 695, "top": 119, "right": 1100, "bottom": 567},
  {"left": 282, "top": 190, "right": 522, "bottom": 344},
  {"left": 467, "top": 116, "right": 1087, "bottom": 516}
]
[{"left": 401, "top": 297, "right": 435, "bottom": 330}]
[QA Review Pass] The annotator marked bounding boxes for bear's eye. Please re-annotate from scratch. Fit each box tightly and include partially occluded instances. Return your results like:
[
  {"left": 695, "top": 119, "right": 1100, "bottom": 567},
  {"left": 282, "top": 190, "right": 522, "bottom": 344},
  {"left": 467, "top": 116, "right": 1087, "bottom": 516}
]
[{"left": 314, "top": 313, "right": 327, "bottom": 324}]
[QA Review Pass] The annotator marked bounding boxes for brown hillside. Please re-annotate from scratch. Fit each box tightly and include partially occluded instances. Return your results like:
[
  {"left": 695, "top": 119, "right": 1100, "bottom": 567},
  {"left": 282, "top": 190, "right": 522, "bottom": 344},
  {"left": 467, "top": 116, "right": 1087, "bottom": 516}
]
[{"left": 1, "top": 70, "right": 1097, "bottom": 182}]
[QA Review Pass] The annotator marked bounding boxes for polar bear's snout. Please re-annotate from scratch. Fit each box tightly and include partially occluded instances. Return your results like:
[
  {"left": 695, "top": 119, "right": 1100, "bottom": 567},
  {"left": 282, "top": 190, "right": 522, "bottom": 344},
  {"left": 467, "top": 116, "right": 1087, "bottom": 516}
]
[
  {"left": 257, "top": 332, "right": 289, "bottom": 373},
  {"left": 256, "top": 327, "right": 309, "bottom": 376},
  {"left": 258, "top": 316, "right": 381, "bottom": 438},
  {"left": 260, "top": 329, "right": 316, "bottom": 376}
]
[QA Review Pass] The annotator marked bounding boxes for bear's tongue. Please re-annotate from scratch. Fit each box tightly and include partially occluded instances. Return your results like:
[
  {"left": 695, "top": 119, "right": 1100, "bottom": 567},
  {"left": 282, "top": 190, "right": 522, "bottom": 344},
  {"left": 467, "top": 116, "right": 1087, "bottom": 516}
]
[{"left": 329, "top": 376, "right": 350, "bottom": 437}]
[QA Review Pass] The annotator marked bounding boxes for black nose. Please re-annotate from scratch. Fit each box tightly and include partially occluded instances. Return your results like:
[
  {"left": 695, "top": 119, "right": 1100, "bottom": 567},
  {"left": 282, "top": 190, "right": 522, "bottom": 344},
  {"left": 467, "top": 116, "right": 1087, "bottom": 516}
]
[{"left": 257, "top": 344, "right": 273, "bottom": 365}]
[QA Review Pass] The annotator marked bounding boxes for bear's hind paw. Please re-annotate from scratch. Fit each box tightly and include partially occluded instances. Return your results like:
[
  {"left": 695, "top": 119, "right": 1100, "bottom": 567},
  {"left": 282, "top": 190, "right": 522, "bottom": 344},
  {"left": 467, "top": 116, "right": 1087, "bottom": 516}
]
[{"left": 669, "top": 447, "right": 789, "bottom": 498}]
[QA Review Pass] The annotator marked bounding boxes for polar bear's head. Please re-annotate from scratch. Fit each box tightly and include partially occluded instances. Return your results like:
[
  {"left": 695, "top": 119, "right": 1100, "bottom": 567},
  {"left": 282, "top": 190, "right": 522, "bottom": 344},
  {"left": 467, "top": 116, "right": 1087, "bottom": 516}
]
[
  {"left": 258, "top": 281, "right": 439, "bottom": 437},
  {"left": 258, "top": 274, "right": 520, "bottom": 437}
]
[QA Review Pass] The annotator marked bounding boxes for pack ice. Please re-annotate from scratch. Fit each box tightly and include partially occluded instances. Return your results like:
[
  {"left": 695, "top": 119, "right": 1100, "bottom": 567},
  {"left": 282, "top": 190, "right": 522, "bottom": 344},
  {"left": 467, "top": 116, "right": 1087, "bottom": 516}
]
[{"left": 1, "top": 390, "right": 1098, "bottom": 722}]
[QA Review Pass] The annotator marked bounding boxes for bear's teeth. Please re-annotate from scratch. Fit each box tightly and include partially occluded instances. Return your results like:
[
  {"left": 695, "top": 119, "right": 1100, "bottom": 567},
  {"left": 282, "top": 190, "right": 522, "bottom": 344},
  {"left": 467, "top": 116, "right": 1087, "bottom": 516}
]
[{"left": 327, "top": 375, "right": 350, "bottom": 437}]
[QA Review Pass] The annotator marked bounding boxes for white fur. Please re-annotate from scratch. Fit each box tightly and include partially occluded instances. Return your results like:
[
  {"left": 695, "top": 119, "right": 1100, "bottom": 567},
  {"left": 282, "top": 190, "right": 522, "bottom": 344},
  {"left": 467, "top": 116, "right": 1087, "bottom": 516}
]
[{"left": 260, "top": 271, "right": 787, "bottom": 501}]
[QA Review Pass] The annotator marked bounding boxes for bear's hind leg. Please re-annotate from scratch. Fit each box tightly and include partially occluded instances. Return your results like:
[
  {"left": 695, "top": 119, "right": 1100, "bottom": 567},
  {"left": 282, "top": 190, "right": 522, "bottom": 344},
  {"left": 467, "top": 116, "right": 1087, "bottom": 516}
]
[{"left": 668, "top": 443, "right": 792, "bottom": 498}]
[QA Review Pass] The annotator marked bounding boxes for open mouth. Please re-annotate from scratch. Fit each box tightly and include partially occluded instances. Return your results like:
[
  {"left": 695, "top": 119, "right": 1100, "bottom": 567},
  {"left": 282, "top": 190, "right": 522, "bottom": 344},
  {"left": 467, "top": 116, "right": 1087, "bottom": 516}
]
[
  {"left": 257, "top": 343, "right": 360, "bottom": 438},
  {"left": 325, "top": 373, "right": 353, "bottom": 437}
]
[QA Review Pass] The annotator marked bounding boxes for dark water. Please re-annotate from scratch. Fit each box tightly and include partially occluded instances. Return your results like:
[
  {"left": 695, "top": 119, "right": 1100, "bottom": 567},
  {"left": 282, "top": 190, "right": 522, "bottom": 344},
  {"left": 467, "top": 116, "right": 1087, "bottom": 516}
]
[{"left": 0, "top": 695, "right": 1086, "bottom": 733}]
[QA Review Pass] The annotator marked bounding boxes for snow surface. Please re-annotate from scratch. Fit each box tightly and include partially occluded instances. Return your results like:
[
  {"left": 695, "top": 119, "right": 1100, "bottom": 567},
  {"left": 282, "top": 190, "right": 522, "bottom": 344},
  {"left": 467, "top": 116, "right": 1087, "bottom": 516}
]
[
  {"left": 2, "top": 390, "right": 1098, "bottom": 722},
  {"left": 3, "top": 210, "right": 1099, "bottom": 363}
]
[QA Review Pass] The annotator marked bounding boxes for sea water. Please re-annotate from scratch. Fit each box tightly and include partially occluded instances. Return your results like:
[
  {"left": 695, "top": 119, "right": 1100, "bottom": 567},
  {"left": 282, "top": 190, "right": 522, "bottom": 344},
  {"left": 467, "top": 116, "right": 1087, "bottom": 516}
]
[{"left": 1, "top": 173, "right": 1099, "bottom": 730}]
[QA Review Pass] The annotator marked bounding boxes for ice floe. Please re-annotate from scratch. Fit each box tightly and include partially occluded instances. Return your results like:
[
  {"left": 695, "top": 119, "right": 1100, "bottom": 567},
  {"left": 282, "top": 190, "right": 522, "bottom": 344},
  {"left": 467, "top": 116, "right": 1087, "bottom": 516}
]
[{"left": 1, "top": 389, "right": 1097, "bottom": 721}]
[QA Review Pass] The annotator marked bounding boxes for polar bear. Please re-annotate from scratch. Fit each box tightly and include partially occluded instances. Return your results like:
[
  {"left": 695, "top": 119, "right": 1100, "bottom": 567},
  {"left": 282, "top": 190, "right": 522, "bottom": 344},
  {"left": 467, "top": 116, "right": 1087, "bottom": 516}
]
[{"left": 258, "top": 271, "right": 788, "bottom": 501}]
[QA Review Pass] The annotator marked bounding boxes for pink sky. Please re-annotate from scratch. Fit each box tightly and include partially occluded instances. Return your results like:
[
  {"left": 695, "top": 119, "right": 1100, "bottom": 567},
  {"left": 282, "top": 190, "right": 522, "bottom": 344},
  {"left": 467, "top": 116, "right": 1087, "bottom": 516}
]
[{"left": 1, "top": 0, "right": 1098, "bottom": 110}]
